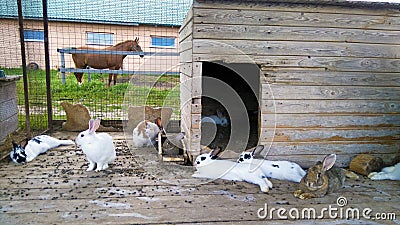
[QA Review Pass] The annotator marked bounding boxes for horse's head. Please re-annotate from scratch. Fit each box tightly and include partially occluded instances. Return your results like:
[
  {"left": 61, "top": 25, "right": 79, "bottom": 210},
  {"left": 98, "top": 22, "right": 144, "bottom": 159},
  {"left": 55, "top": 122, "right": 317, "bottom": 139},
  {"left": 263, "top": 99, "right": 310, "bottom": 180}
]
[{"left": 132, "top": 37, "right": 144, "bottom": 58}]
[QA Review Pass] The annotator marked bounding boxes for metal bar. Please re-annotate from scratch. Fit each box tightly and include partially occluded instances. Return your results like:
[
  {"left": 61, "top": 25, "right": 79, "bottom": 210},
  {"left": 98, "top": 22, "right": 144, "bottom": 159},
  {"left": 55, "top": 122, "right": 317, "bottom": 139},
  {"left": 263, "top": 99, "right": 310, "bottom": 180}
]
[
  {"left": 60, "top": 52, "right": 66, "bottom": 85},
  {"left": 57, "top": 49, "right": 178, "bottom": 84},
  {"left": 58, "top": 68, "right": 179, "bottom": 76},
  {"left": 17, "top": 0, "right": 31, "bottom": 138},
  {"left": 56, "top": 48, "right": 179, "bottom": 56},
  {"left": 42, "top": 0, "right": 53, "bottom": 130}
]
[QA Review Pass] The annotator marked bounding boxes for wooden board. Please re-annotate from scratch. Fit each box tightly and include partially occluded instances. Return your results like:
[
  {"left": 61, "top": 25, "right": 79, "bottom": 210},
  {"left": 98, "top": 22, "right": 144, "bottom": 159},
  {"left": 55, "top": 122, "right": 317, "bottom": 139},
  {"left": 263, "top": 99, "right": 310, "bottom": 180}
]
[
  {"left": 179, "top": 6, "right": 193, "bottom": 36},
  {"left": 179, "top": 39, "right": 193, "bottom": 55},
  {"left": 180, "top": 62, "right": 193, "bottom": 78},
  {"left": 193, "top": 1, "right": 400, "bottom": 16},
  {"left": 193, "top": 55, "right": 400, "bottom": 72},
  {"left": 258, "top": 141, "right": 399, "bottom": 156},
  {"left": 262, "top": 85, "right": 400, "bottom": 100},
  {"left": 179, "top": 46, "right": 193, "bottom": 63},
  {"left": 193, "top": 23, "right": 400, "bottom": 45},
  {"left": 193, "top": 8, "right": 400, "bottom": 30},
  {"left": 261, "top": 114, "right": 400, "bottom": 128},
  {"left": 262, "top": 71, "right": 400, "bottom": 87},
  {"left": 259, "top": 127, "right": 400, "bottom": 142},
  {"left": 179, "top": 18, "right": 193, "bottom": 44},
  {"left": 261, "top": 100, "right": 400, "bottom": 114},
  {"left": 193, "top": 39, "right": 400, "bottom": 58}
]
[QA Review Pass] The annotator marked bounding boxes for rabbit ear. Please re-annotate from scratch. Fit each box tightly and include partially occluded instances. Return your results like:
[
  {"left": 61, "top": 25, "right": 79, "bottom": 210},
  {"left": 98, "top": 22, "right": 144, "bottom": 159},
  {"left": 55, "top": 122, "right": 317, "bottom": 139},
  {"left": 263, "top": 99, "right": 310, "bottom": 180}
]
[
  {"left": 12, "top": 141, "right": 20, "bottom": 149},
  {"left": 252, "top": 145, "right": 264, "bottom": 156},
  {"left": 154, "top": 117, "right": 163, "bottom": 129},
  {"left": 21, "top": 138, "right": 29, "bottom": 148},
  {"left": 88, "top": 119, "right": 95, "bottom": 133},
  {"left": 210, "top": 146, "right": 222, "bottom": 159},
  {"left": 199, "top": 149, "right": 208, "bottom": 155},
  {"left": 88, "top": 118, "right": 100, "bottom": 133},
  {"left": 93, "top": 118, "right": 101, "bottom": 132},
  {"left": 322, "top": 154, "right": 336, "bottom": 171},
  {"left": 217, "top": 110, "right": 223, "bottom": 118}
]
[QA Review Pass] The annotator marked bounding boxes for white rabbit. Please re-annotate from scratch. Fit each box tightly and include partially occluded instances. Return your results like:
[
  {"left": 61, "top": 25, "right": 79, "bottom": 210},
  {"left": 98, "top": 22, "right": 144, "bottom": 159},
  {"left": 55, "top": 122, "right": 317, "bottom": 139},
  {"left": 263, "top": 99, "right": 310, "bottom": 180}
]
[
  {"left": 132, "top": 117, "right": 163, "bottom": 148},
  {"left": 237, "top": 145, "right": 306, "bottom": 183},
  {"left": 201, "top": 109, "right": 229, "bottom": 127},
  {"left": 193, "top": 147, "right": 273, "bottom": 192},
  {"left": 75, "top": 118, "right": 116, "bottom": 172},
  {"left": 368, "top": 162, "right": 400, "bottom": 181},
  {"left": 10, "top": 135, "right": 74, "bottom": 164}
]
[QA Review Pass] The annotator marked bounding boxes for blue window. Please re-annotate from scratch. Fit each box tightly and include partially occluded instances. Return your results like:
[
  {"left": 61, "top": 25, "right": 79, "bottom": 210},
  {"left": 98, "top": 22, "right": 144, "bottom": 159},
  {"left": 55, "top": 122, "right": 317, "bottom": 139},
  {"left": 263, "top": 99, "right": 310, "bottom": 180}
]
[
  {"left": 151, "top": 36, "right": 175, "bottom": 48},
  {"left": 86, "top": 32, "right": 114, "bottom": 46},
  {"left": 24, "top": 30, "right": 44, "bottom": 42}
]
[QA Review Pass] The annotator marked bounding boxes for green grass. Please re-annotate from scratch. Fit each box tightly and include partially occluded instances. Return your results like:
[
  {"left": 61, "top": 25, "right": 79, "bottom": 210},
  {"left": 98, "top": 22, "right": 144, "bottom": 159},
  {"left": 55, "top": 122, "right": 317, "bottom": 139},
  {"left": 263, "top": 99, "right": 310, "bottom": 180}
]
[
  {"left": 2, "top": 67, "right": 180, "bottom": 128},
  {"left": 18, "top": 114, "right": 48, "bottom": 130}
]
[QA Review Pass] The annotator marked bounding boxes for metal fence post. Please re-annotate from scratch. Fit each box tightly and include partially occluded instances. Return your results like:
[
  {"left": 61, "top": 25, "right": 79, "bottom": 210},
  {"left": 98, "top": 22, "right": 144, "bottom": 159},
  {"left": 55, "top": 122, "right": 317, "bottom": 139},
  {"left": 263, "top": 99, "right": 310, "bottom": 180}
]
[
  {"left": 59, "top": 50, "right": 66, "bottom": 85},
  {"left": 17, "top": 0, "right": 31, "bottom": 138},
  {"left": 42, "top": 0, "right": 53, "bottom": 129}
]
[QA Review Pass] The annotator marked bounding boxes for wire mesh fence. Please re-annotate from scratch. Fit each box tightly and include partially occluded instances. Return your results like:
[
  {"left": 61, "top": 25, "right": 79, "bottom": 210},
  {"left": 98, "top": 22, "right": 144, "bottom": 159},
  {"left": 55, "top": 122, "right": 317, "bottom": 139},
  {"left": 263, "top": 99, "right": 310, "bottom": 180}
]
[
  {"left": 0, "top": 0, "right": 49, "bottom": 131},
  {"left": 0, "top": 0, "right": 191, "bottom": 132}
]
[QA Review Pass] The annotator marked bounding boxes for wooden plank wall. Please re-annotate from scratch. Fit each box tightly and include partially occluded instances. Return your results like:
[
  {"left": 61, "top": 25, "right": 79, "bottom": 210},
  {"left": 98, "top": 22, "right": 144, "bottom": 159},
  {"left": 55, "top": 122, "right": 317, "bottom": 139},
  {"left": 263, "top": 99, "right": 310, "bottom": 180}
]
[
  {"left": 179, "top": 7, "right": 203, "bottom": 159},
  {"left": 188, "top": 0, "right": 400, "bottom": 167}
]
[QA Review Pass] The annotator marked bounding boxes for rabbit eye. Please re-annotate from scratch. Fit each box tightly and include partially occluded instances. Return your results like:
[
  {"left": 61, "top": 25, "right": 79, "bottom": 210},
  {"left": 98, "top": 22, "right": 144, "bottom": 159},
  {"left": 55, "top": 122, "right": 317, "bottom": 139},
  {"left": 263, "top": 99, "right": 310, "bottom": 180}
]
[
  {"left": 81, "top": 134, "right": 84, "bottom": 137},
  {"left": 317, "top": 173, "right": 321, "bottom": 179}
]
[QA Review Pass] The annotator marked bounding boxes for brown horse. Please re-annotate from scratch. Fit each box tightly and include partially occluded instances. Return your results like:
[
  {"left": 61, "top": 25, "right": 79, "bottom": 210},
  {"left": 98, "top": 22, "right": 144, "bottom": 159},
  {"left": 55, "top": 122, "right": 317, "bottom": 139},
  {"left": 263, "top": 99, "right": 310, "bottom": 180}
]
[{"left": 71, "top": 38, "right": 144, "bottom": 87}]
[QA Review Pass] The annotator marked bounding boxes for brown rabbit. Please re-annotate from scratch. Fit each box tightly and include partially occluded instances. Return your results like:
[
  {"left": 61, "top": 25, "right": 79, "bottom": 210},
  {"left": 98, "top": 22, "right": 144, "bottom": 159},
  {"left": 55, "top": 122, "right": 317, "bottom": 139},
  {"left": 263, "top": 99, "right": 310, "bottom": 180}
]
[{"left": 294, "top": 154, "right": 345, "bottom": 200}]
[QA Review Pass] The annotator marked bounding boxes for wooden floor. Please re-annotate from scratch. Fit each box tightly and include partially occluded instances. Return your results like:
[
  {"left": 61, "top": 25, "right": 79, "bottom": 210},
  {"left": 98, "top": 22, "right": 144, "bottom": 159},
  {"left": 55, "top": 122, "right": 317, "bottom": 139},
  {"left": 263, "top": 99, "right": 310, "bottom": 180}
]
[{"left": 0, "top": 132, "right": 399, "bottom": 224}]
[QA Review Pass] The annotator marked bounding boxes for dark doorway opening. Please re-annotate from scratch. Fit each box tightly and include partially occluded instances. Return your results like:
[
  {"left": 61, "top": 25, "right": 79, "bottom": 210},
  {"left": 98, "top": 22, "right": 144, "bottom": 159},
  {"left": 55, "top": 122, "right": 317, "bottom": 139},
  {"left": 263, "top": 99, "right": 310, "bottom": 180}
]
[{"left": 201, "top": 61, "right": 260, "bottom": 151}]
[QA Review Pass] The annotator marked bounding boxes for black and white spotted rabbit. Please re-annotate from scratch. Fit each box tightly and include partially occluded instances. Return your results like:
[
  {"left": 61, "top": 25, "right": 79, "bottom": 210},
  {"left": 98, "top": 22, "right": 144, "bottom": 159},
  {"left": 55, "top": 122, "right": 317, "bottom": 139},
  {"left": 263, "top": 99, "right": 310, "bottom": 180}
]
[
  {"left": 237, "top": 145, "right": 306, "bottom": 183},
  {"left": 193, "top": 147, "right": 273, "bottom": 192},
  {"left": 10, "top": 135, "right": 74, "bottom": 164}
]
